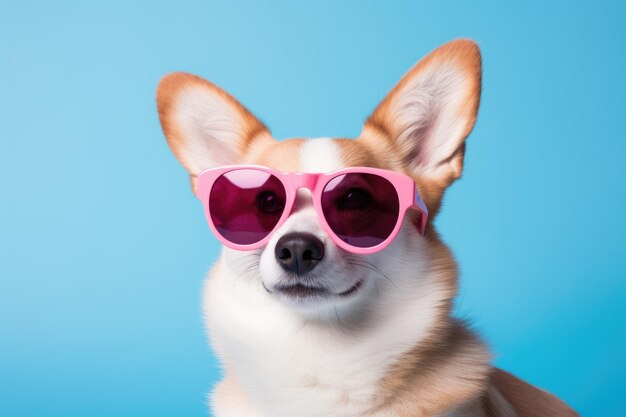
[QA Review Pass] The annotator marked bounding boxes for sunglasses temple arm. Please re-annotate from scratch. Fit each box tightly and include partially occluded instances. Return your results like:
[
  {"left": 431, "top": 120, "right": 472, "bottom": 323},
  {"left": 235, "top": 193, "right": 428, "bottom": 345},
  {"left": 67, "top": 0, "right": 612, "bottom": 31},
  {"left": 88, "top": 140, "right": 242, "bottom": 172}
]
[{"left": 413, "top": 188, "right": 429, "bottom": 235}]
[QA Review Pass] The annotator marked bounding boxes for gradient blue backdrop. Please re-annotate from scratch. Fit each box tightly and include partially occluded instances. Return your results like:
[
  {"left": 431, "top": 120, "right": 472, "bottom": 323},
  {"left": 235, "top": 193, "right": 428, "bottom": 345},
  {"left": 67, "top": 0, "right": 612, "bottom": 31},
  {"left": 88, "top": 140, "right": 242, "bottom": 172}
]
[{"left": 1, "top": 1, "right": 624, "bottom": 416}]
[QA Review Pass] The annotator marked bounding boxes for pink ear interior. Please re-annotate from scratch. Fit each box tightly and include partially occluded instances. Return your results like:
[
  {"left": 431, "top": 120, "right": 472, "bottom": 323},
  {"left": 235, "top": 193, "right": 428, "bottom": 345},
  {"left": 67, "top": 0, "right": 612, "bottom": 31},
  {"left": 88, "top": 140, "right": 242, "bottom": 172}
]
[
  {"left": 360, "top": 39, "right": 481, "bottom": 182},
  {"left": 156, "top": 72, "right": 271, "bottom": 178}
]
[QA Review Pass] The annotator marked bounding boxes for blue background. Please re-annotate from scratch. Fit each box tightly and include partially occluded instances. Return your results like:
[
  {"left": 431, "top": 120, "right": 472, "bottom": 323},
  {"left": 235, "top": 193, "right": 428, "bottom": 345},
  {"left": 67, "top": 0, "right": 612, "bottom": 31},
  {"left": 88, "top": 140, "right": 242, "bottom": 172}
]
[{"left": 1, "top": 1, "right": 624, "bottom": 416}]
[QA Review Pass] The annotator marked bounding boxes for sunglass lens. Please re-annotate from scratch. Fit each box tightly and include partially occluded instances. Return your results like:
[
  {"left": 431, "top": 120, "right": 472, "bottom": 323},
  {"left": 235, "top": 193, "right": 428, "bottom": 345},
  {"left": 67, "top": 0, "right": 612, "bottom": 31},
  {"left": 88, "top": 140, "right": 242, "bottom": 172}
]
[
  {"left": 321, "top": 173, "right": 399, "bottom": 248},
  {"left": 209, "top": 169, "right": 286, "bottom": 245}
]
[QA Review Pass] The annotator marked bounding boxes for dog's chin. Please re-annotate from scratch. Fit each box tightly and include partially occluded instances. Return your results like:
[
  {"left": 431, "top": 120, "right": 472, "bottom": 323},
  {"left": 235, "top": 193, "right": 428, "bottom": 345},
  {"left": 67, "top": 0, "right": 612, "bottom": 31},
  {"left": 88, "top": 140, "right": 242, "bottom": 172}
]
[{"left": 263, "top": 275, "right": 365, "bottom": 311}]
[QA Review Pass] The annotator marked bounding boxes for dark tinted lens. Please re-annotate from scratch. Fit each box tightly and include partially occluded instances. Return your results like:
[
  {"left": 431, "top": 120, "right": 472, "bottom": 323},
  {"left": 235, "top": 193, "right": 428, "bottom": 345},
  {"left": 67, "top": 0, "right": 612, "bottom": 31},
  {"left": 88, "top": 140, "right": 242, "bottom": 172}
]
[
  {"left": 209, "top": 169, "right": 286, "bottom": 245},
  {"left": 321, "top": 173, "right": 399, "bottom": 248}
]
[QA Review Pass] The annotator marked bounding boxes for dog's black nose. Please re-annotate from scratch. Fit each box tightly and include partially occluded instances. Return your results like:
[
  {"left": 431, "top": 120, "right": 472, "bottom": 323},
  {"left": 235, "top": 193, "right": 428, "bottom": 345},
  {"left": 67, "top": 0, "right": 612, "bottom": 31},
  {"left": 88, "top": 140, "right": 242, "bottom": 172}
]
[{"left": 275, "top": 233, "right": 324, "bottom": 275}]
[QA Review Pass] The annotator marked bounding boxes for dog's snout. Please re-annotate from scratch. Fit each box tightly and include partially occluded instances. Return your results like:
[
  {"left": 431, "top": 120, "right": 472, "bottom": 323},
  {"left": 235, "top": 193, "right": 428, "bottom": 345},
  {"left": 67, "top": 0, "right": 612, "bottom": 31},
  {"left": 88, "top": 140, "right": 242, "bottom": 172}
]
[{"left": 275, "top": 233, "right": 324, "bottom": 275}]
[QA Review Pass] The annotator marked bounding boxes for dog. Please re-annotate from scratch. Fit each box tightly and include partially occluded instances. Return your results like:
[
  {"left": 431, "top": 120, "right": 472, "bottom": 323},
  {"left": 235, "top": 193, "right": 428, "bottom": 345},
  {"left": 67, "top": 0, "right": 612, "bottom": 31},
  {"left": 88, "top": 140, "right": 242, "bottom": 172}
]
[{"left": 156, "top": 39, "right": 579, "bottom": 417}]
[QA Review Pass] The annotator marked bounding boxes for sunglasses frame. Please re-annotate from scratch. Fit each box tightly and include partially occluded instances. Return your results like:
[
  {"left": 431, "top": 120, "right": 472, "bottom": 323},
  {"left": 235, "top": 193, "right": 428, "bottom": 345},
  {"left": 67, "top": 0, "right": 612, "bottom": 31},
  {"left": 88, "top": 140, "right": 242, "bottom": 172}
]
[{"left": 195, "top": 164, "right": 428, "bottom": 254}]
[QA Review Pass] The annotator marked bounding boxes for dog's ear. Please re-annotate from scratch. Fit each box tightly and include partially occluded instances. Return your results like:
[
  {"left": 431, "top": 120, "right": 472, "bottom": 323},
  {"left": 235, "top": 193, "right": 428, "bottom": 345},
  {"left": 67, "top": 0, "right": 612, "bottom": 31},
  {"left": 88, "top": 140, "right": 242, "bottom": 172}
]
[
  {"left": 157, "top": 72, "right": 272, "bottom": 190},
  {"left": 359, "top": 39, "right": 481, "bottom": 187}
]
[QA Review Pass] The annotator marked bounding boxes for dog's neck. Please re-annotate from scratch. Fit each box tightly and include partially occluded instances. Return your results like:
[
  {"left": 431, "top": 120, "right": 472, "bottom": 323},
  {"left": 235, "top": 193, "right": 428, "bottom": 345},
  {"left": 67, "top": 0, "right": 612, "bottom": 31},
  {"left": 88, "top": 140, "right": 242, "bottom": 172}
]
[
  {"left": 205, "top": 249, "right": 492, "bottom": 417},
  {"left": 374, "top": 319, "right": 492, "bottom": 416}
]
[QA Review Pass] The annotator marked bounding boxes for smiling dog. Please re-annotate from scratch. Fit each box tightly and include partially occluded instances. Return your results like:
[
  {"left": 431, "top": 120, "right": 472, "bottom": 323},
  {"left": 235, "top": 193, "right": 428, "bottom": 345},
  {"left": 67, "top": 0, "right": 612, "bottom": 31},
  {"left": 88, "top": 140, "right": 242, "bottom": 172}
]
[{"left": 156, "top": 39, "right": 578, "bottom": 417}]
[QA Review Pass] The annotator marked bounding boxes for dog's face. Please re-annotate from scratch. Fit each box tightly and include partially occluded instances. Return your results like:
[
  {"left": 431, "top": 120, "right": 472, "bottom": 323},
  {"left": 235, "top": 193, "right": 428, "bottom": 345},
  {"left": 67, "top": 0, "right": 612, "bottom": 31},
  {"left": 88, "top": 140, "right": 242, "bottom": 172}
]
[{"left": 157, "top": 39, "right": 481, "bottom": 321}]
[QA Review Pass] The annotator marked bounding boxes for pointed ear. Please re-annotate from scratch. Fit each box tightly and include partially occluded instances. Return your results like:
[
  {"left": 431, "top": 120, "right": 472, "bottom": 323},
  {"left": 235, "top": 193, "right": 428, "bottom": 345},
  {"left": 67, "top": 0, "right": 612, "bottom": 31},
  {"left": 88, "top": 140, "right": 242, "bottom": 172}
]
[
  {"left": 156, "top": 72, "right": 272, "bottom": 188},
  {"left": 359, "top": 39, "right": 481, "bottom": 187}
]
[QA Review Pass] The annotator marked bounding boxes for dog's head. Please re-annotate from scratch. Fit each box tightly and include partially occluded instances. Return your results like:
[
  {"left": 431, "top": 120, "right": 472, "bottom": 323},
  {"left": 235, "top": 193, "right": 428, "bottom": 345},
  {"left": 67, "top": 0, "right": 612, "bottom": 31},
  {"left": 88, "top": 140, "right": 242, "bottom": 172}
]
[{"left": 157, "top": 40, "right": 481, "bottom": 321}]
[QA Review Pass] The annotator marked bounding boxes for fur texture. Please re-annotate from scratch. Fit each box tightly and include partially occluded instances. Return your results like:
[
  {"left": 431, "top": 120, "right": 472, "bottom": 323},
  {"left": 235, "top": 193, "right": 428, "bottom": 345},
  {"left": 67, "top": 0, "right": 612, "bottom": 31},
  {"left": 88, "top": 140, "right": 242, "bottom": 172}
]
[{"left": 156, "top": 39, "right": 579, "bottom": 417}]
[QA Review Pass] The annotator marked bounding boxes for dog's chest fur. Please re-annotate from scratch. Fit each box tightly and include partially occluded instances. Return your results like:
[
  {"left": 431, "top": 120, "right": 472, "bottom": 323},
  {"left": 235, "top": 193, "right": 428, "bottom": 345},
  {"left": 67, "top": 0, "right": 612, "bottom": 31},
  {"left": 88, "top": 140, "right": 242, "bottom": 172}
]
[
  {"left": 156, "top": 40, "right": 578, "bottom": 417},
  {"left": 203, "top": 254, "right": 492, "bottom": 417}
]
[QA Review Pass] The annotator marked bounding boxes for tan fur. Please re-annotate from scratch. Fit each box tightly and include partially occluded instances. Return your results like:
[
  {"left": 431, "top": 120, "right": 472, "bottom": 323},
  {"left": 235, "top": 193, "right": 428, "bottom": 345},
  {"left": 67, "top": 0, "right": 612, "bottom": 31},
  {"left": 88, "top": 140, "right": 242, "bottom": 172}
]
[
  {"left": 157, "top": 71, "right": 273, "bottom": 191},
  {"left": 376, "top": 320, "right": 491, "bottom": 416},
  {"left": 360, "top": 39, "right": 479, "bottom": 184},
  {"left": 355, "top": 40, "right": 578, "bottom": 417},
  {"left": 157, "top": 72, "right": 269, "bottom": 156},
  {"left": 250, "top": 138, "right": 304, "bottom": 171},
  {"left": 156, "top": 39, "right": 579, "bottom": 417},
  {"left": 358, "top": 39, "right": 481, "bottom": 220},
  {"left": 489, "top": 369, "right": 580, "bottom": 417},
  {"left": 334, "top": 138, "right": 385, "bottom": 168}
]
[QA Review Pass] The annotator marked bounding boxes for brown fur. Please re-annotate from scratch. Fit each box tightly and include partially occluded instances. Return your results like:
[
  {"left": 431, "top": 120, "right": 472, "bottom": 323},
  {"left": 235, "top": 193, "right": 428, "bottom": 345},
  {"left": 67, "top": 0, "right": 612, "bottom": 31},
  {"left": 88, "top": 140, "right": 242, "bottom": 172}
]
[
  {"left": 357, "top": 40, "right": 577, "bottom": 417},
  {"left": 358, "top": 39, "right": 481, "bottom": 220},
  {"left": 489, "top": 369, "right": 580, "bottom": 417},
  {"left": 376, "top": 319, "right": 491, "bottom": 416},
  {"left": 157, "top": 71, "right": 272, "bottom": 191},
  {"left": 250, "top": 138, "right": 304, "bottom": 171},
  {"left": 157, "top": 72, "right": 268, "bottom": 155},
  {"left": 360, "top": 39, "right": 479, "bottom": 185},
  {"left": 156, "top": 39, "right": 579, "bottom": 417}
]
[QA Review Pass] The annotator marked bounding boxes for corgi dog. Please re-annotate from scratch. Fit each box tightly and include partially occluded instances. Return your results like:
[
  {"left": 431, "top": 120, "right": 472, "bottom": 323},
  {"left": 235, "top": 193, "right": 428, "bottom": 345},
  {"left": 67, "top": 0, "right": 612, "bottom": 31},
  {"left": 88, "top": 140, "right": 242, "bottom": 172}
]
[{"left": 156, "top": 39, "right": 578, "bottom": 417}]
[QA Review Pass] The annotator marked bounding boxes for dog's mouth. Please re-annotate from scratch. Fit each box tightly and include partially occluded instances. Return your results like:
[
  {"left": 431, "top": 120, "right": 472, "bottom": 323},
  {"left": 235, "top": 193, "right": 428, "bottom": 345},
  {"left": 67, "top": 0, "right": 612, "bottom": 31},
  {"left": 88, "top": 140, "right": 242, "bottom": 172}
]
[{"left": 271, "top": 279, "right": 364, "bottom": 301}]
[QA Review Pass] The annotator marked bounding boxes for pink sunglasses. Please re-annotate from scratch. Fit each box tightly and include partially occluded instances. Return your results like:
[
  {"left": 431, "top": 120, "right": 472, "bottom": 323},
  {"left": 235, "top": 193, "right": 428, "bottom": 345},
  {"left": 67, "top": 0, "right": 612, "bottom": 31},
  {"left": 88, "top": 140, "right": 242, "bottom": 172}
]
[{"left": 195, "top": 165, "right": 428, "bottom": 254}]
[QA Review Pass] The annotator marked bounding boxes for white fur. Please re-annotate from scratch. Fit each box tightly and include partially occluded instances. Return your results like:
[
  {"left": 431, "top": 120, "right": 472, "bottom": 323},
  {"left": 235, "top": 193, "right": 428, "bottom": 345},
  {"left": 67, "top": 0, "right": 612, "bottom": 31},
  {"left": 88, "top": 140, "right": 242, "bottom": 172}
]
[
  {"left": 391, "top": 63, "right": 469, "bottom": 176},
  {"left": 299, "top": 137, "right": 345, "bottom": 172},
  {"left": 156, "top": 42, "right": 529, "bottom": 417},
  {"left": 172, "top": 87, "right": 245, "bottom": 174},
  {"left": 205, "top": 228, "right": 442, "bottom": 417},
  {"left": 203, "top": 139, "right": 445, "bottom": 417},
  {"left": 258, "top": 206, "right": 363, "bottom": 312},
  {"left": 258, "top": 138, "right": 358, "bottom": 312}
]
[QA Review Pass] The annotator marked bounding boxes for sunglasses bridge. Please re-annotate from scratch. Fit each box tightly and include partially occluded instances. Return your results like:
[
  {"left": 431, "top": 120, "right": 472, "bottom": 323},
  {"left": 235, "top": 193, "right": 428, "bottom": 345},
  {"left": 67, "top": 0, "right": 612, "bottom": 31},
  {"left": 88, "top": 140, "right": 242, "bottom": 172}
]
[
  {"left": 197, "top": 165, "right": 429, "bottom": 253},
  {"left": 281, "top": 172, "right": 326, "bottom": 191}
]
